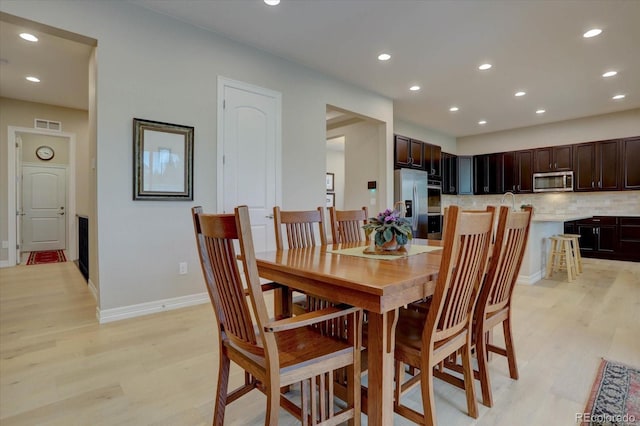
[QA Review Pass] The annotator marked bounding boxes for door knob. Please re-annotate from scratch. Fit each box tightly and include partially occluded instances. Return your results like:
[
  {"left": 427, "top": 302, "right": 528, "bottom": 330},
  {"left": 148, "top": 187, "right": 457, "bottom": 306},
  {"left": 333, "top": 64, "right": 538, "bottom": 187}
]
[
  {"left": 59, "top": 212, "right": 65, "bottom": 216},
  {"left": 265, "top": 214, "right": 274, "bottom": 219}
]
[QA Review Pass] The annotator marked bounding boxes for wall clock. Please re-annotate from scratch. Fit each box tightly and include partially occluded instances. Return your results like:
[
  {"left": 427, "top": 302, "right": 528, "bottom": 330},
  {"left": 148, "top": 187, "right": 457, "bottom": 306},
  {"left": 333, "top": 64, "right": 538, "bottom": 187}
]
[{"left": 36, "top": 145, "right": 55, "bottom": 161}]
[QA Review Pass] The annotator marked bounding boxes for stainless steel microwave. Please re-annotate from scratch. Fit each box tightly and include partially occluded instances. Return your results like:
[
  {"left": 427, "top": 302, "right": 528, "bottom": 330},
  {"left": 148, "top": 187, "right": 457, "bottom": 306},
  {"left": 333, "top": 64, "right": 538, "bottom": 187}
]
[{"left": 533, "top": 171, "right": 574, "bottom": 192}]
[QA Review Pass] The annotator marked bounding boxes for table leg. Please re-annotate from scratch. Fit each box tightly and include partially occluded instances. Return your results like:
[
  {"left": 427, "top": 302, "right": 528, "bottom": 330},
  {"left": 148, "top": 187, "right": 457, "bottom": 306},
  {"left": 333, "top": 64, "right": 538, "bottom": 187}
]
[{"left": 366, "top": 309, "right": 398, "bottom": 426}]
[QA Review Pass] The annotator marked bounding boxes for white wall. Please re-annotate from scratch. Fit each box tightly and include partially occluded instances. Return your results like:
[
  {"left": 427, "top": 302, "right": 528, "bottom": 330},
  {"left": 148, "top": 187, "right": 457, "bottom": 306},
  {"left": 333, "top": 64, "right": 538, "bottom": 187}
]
[
  {"left": 0, "top": 1, "right": 394, "bottom": 314},
  {"left": 457, "top": 109, "right": 640, "bottom": 155},
  {"left": 394, "top": 119, "right": 457, "bottom": 154}
]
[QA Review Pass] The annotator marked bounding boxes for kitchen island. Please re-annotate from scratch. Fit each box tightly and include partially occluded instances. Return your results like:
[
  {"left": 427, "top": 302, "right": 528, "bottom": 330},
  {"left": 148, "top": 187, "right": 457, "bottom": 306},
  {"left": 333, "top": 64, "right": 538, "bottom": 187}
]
[{"left": 518, "top": 214, "right": 593, "bottom": 284}]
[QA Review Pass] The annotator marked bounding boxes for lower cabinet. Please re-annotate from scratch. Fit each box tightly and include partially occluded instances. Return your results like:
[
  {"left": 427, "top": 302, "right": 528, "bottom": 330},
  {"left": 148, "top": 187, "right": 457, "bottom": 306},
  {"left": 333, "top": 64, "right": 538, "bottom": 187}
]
[{"left": 565, "top": 216, "right": 638, "bottom": 262}]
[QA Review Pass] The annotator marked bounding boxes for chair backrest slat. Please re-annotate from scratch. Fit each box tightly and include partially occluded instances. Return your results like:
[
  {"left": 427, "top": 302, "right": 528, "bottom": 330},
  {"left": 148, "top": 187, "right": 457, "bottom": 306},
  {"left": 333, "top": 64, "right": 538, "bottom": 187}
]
[
  {"left": 428, "top": 206, "right": 494, "bottom": 342},
  {"left": 328, "top": 206, "right": 368, "bottom": 244}
]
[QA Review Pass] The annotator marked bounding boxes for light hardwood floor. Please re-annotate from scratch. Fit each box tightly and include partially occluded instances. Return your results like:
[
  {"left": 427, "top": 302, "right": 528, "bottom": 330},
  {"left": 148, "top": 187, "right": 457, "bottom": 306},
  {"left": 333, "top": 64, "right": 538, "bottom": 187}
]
[{"left": 1, "top": 259, "right": 638, "bottom": 425}]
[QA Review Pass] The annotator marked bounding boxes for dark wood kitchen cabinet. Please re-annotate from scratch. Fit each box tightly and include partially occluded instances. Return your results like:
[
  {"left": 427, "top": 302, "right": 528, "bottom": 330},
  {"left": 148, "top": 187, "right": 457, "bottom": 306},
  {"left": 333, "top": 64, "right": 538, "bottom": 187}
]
[
  {"left": 394, "top": 135, "right": 424, "bottom": 169},
  {"left": 534, "top": 145, "right": 573, "bottom": 173},
  {"left": 424, "top": 143, "right": 441, "bottom": 178},
  {"left": 474, "top": 153, "right": 503, "bottom": 194},
  {"left": 565, "top": 216, "right": 639, "bottom": 262},
  {"left": 622, "top": 137, "right": 640, "bottom": 190},
  {"left": 504, "top": 150, "right": 534, "bottom": 193},
  {"left": 574, "top": 140, "right": 620, "bottom": 191},
  {"left": 442, "top": 152, "right": 457, "bottom": 194},
  {"left": 575, "top": 217, "right": 618, "bottom": 255}
]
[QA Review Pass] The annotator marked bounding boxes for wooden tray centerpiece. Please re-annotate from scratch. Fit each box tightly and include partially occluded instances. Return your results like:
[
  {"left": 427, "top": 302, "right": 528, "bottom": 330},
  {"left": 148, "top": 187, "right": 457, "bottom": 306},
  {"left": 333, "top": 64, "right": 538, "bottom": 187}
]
[{"left": 363, "top": 244, "right": 408, "bottom": 256}]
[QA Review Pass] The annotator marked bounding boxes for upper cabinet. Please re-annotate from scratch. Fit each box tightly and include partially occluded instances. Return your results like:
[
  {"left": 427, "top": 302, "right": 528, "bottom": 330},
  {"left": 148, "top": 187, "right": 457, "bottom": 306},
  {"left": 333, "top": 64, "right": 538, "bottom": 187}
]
[
  {"left": 574, "top": 140, "right": 620, "bottom": 191},
  {"left": 424, "top": 143, "right": 441, "bottom": 178},
  {"left": 441, "top": 152, "right": 457, "bottom": 194},
  {"left": 474, "top": 153, "right": 504, "bottom": 194},
  {"left": 394, "top": 134, "right": 441, "bottom": 177},
  {"left": 394, "top": 135, "right": 424, "bottom": 169},
  {"left": 622, "top": 137, "right": 640, "bottom": 190},
  {"left": 534, "top": 145, "right": 573, "bottom": 173},
  {"left": 504, "top": 150, "right": 534, "bottom": 193}
]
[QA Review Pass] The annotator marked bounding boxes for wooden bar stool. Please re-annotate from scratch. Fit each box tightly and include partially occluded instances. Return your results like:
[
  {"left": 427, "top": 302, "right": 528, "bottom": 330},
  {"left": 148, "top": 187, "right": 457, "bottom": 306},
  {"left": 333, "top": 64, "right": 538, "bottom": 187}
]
[
  {"left": 560, "top": 233, "right": 583, "bottom": 274},
  {"left": 546, "top": 235, "right": 577, "bottom": 282}
]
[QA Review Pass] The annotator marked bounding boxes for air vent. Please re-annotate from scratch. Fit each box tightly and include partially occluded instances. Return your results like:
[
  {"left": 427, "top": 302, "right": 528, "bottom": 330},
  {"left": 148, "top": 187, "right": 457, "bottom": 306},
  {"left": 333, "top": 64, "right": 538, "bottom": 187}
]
[{"left": 34, "top": 119, "right": 62, "bottom": 132}]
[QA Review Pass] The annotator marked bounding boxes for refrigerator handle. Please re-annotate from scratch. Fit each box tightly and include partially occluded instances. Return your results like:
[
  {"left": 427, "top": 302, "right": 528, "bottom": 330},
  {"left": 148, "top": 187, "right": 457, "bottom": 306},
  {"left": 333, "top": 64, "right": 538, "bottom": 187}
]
[{"left": 412, "top": 184, "right": 419, "bottom": 230}]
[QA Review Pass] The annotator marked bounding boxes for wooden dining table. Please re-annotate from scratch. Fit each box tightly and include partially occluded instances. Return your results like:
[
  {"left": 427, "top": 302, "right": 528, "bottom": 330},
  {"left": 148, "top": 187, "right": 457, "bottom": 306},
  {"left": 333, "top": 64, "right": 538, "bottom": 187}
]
[{"left": 255, "top": 239, "right": 443, "bottom": 426}]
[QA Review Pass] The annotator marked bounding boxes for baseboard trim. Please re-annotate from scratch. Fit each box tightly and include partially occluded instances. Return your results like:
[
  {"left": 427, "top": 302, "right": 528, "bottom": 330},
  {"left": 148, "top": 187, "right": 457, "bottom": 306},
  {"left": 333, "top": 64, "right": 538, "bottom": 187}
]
[
  {"left": 87, "top": 279, "right": 98, "bottom": 301},
  {"left": 0, "top": 260, "right": 10, "bottom": 268},
  {"left": 517, "top": 270, "right": 542, "bottom": 285},
  {"left": 97, "top": 292, "right": 209, "bottom": 324}
]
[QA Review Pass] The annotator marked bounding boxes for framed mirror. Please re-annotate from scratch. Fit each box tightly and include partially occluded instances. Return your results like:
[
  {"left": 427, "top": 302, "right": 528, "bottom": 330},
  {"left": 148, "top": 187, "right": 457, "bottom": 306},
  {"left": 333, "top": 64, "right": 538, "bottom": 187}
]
[{"left": 133, "top": 118, "right": 194, "bottom": 200}]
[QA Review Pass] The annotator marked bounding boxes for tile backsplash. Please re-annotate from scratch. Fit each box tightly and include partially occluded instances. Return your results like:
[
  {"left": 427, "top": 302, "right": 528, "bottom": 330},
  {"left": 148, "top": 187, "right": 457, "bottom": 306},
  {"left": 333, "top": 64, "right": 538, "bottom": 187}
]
[{"left": 444, "top": 190, "right": 640, "bottom": 216}]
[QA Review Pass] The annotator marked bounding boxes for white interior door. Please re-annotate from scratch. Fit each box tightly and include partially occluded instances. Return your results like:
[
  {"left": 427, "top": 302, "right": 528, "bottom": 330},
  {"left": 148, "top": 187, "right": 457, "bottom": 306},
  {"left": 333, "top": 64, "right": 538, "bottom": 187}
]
[
  {"left": 15, "top": 136, "right": 23, "bottom": 261},
  {"left": 21, "top": 165, "right": 67, "bottom": 252},
  {"left": 220, "top": 78, "right": 281, "bottom": 253}
]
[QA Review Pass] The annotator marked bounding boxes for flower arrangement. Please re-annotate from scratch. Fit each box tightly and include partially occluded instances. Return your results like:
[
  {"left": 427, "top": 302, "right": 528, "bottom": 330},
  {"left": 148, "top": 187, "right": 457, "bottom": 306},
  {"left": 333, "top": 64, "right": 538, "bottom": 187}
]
[{"left": 363, "top": 208, "right": 413, "bottom": 247}]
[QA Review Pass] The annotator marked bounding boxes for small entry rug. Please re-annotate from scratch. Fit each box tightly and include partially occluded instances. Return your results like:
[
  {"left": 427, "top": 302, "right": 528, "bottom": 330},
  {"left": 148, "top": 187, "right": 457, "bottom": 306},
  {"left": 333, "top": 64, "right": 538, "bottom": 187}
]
[
  {"left": 26, "top": 250, "right": 66, "bottom": 265},
  {"left": 581, "top": 358, "right": 640, "bottom": 426}
]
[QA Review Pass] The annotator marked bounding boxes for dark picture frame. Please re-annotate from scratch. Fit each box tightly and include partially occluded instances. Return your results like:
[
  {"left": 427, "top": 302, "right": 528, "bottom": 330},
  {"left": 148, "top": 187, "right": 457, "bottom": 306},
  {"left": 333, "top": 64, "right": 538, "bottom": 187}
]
[
  {"left": 326, "top": 172, "right": 335, "bottom": 192},
  {"left": 325, "top": 192, "right": 335, "bottom": 208},
  {"left": 133, "top": 118, "right": 194, "bottom": 200}
]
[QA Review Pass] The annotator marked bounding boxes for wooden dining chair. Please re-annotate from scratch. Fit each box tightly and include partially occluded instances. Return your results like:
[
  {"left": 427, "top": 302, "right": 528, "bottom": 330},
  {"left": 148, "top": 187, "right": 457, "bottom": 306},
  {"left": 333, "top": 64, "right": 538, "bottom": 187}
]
[
  {"left": 328, "top": 206, "right": 369, "bottom": 244},
  {"left": 192, "top": 205, "right": 363, "bottom": 426},
  {"left": 474, "top": 205, "right": 532, "bottom": 407},
  {"left": 392, "top": 205, "right": 494, "bottom": 425},
  {"left": 273, "top": 206, "right": 328, "bottom": 315},
  {"left": 435, "top": 206, "right": 532, "bottom": 409}
]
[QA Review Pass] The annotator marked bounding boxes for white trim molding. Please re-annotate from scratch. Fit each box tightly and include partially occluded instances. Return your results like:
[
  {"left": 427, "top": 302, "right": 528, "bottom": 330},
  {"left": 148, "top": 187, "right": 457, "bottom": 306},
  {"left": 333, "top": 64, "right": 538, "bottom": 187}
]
[{"left": 96, "top": 293, "right": 209, "bottom": 324}]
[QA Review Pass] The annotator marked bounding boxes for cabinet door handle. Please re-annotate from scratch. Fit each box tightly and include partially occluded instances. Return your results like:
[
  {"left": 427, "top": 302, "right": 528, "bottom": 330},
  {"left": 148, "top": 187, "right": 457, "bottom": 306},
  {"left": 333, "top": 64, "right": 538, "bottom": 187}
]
[
  {"left": 598, "top": 180, "right": 602, "bottom": 188},
  {"left": 592, "top": 181, "right": 594, "bottom": 188},
  {"left": 593, "top": 219, "right": 600, "bottom": 222},
  {"left": 517, "top": 184, "right": 521, "bottom": 191},
  {"left": 555, "top": 162, "right": 557, "bottom": 169},
  {"left": 549, "top": 163, "right": 552, "bottom": 170}
]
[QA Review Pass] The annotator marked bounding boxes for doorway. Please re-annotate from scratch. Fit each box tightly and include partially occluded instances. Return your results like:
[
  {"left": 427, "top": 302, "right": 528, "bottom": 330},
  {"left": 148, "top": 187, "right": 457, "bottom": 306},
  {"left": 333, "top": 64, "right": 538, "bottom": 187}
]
[
  {"left": 326, "top": 105, "right": 386, "bottom": 213},
  {"left": 7, "top": 127, "right": 76, "bottom": 266}
]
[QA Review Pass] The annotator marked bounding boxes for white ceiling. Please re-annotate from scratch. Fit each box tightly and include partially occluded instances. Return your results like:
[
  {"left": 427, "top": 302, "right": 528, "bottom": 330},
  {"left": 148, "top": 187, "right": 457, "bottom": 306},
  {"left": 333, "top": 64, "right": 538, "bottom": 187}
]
[{"left": 2, "top": 1, "right": 639, "bottom": 137}]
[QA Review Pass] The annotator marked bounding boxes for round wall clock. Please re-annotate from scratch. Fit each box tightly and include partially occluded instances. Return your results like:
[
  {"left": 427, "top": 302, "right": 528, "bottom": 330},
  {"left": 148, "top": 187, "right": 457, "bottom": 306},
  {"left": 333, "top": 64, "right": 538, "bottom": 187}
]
[{"left": 36, "top": 145, "right": 55, "bottom": 161}]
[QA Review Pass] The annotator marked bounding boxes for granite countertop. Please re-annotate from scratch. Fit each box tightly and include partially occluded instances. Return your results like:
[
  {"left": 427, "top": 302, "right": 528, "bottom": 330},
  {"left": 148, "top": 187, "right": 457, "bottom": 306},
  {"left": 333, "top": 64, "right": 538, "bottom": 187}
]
[{"left": 531, "top": 214, "right": 594, "bottom": 223}]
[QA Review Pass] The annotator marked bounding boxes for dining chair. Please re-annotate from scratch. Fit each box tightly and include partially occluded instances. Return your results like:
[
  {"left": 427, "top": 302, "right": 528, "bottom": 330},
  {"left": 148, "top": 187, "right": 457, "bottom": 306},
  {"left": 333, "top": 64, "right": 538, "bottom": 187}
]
[
  {"left": 328, "top": 206, "right": 369, "bottom": 244},
  {"left": 273, "top": 206, "right": 328, "bottom": 315},
  {"left": 435, "top": 206, "right": 532, "bottom": 408},
  {"left": 474, "top": 205, "right": 532, "bottom": 406},
  {"left": 192, "top": 205, "right": 363, "bottom": 426},
  {"left": 392, "top": 205, "right": 494, "bottom": 425}
]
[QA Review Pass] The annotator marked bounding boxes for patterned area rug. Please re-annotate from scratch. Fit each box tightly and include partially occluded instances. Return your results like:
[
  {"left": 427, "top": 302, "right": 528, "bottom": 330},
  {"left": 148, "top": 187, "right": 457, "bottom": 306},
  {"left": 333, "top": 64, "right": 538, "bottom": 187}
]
[
  {"left": 26, "top": 250, "right": 67, "bottom": 265},
  {"left": 581, "top": 358, "right": 640, "bottom": 426}
]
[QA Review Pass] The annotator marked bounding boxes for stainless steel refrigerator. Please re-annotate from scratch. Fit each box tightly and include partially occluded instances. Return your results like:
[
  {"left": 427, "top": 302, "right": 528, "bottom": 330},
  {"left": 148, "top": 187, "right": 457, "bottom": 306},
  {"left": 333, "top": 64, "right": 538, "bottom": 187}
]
[{"left": 394, "top": 169, "right": 442, "bottom": 239}]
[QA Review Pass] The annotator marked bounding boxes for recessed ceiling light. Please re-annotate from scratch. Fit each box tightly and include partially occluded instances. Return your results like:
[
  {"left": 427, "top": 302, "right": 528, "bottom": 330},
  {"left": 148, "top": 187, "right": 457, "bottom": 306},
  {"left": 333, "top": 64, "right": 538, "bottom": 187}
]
[
  {"left": 536, "top": 109, "right": 546, "bottom": 114},
  {"left": 449, "top": 106, "right": 459, "bottom": 112},
  {"left": 515, "top": 91, "right": 526, "bottom": 97},
  {"left": 612, "top": 94, "right": 626, "bottom": 100},
  {"left": 264, "top": 0, "right": 280, "bottom": 5},
  {"left": 19, "top": 32, "right": 38, "bottom": 42},
  {"left": 378, "top": 53, "right": 391, "bottom": 61},
  {"left": 26, "top": 76, "right": 40, "bottom": 83},
  {"left": 478, "top": 63, "right": 492, "bottom": 70},
  {"left": 409, "top": 85, "right": 420, "bottom": 91},
  {"left": 478, "top": 120, "right": 487, "bottom": 125},
  {"left": 583, "top": 28, "right": 602, "bottom": 38},
  {"left": 602, "top": 71, "right": 617, "bottom": 78}
]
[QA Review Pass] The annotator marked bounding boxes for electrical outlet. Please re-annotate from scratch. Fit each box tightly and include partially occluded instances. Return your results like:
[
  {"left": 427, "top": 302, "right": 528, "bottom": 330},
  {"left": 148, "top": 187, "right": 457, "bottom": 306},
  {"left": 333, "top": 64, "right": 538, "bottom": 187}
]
[{"left": 179, "top": 262, "right": 188, "bottom": 275}]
